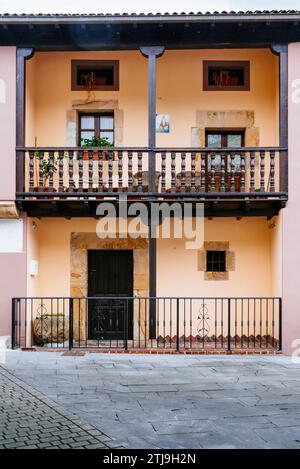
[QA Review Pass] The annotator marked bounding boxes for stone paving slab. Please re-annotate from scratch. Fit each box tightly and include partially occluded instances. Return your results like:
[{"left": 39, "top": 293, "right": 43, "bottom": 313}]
[
  {"left": 0, "top": 366, "right": 119, "bottom": 449},
  {"left": 2, "top": 352, "right": 300, "bottom": 449}
]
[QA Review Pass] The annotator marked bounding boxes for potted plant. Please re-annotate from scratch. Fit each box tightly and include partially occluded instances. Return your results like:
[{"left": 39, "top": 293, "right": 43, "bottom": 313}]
[
  {"left": 34, "top": 151, "right": 59, "bottom": 198},
  {"left": 81, "top": 136, "right": 114, "bottom": 161}
]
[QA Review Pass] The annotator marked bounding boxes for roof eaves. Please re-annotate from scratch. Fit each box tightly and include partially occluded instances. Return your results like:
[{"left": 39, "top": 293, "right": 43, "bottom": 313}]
[{"left": 0, "top": 10, "right": 300, "bottom": 25}]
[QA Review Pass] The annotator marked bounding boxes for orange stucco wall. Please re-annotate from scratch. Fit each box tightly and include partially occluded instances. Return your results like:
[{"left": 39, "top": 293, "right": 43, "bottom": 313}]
[
  {"left": 26, "top": 217, "right": 276, "bottom": 299},
  {"left": 26, "top": 48, "right": 279, "bottom": 147},
  {"left": 157, "top": 217, "right": 274, "bottom": 298}
]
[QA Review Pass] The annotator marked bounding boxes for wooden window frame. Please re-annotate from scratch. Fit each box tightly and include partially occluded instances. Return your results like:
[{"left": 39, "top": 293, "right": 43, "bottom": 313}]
[
  {"left": 205, "top": 130, "right": 245, "bottom": 148},
  {"left": 203, "top": 60, "right": 250, "bottom": 91},
  {"left": 71, "top": 60, "right": 119, "bottom": 91},
  {"left": 78, "top": 112, "right": 115, "bottom": 146},
  {"left": 205, "top": 130, "right": 245, "bottom": 185}
]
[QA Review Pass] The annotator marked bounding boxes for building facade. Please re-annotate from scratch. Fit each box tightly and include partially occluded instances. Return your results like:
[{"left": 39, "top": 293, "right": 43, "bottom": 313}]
[{"left": 0, "top": 10, "right": 299, "bottom": 354}]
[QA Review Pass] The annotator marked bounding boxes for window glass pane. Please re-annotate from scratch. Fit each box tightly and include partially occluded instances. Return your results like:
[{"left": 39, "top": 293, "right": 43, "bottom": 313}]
[
  {"left": 207, "top": 134, "right": 222, "bottom": 148},
  {"left": 207, "top": 135, "right": 221, "bottom": 171},
  {"left": 80, "top": 116, "right": 95, "bottom": 129},
  {"left": 77, "top": 66, "right": 114, "bottom": 87},
  {"left": 227, "top": 134, "right": 242, "bottom": 148},
  {"left": 100, "top": 116, "right": 114, "bottom": 130},
  {"left": 227, "top": 155, "right": 241, "bottom": 172},
  {"left": 208, "top": 67, "right": 245, "bottom": 87},
  {"left": 80, "top": 131, "right": 95, "bottom": 143},
  {"left": 208, "top": 155, "right": 222, "bottom": 172},
  {"left": 100, "top": 131, "right": 114, "bottom": 144},
  {"left": 227, "top": 135, "right": 242, "bottom": 172},
  {"left": 206, "top": 251, "right": 226, "bottom": 272}
]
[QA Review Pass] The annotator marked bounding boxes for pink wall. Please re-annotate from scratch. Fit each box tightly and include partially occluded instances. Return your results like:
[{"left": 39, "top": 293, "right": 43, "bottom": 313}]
[
  {"left": 0, "top": 46, "right": 25, "bottom": 337},
  {"left": 0, "top": 47, "right": 16, "bottom": 200},
  {"left": 0, "top": 214, "right": 27, "bottom": 337},
  {"left": 0, "top": 252, "right": 27, "bottom": 336},
  {"left": 282, "top": 43, "right": 300, "bottom": 355}
]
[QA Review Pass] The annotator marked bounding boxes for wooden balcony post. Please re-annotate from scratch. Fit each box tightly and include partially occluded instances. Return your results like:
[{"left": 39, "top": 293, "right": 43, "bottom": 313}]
[
  {"left": 16, "top": 48, "right": 34, "bottom": 194},
  {"left": 271, "top": 44, "right": 288, "bottom": 193},
  {"left": 140, "top": 46, "right": 165, "bottom": 191},
  {"left": 140, "top": 46, "right": 165, "bottom": 338}
]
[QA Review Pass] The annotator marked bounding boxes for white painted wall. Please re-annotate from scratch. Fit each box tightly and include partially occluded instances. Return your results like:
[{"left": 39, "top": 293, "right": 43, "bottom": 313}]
[{"left": 0, "top": 219, "right": 24, "bottom": 253}]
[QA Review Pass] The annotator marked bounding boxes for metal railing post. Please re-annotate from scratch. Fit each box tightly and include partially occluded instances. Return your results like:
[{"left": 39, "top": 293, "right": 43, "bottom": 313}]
[
  {"left": 176, "top": 298, "right": 180, "bottom": 352},
  {"left": 227, "top": 298, "right": 231, "bottom": 352},
  {"left": 69, "top": 298, "right": 74, "bottom": 351},
  {"left": 279, "top": 298, "right": 282, "bottom": 352},
  {"left": 11, "top": 299, "right": 16, "bottom": 349},
  {"left": 125, "top": 300, "right": 129, "bottom": 351}
]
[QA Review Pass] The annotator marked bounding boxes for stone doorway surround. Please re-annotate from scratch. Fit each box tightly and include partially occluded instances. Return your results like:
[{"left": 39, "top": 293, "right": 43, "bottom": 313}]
[{"left": 70, "top": 233, "right": 148, "bottom": 341}]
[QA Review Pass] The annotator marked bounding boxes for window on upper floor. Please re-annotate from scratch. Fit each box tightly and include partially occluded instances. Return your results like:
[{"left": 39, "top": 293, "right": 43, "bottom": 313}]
[
  {"left": 203, "top": 61, "right": 250, "bottom": 91},
  {"left": 71, "top": 60, "right": 119, "bottom": 91},
  {"left": 79, "top": 113, "right": 114, "bottom": 146}
]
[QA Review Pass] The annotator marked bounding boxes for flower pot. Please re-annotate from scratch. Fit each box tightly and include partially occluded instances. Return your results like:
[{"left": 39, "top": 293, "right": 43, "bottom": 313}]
[
  {"left": 83, "top": 149, "right": 108, "bottom": 161},
  {"left": 33, "top": 315, "right": 69, "bottom": 346}
]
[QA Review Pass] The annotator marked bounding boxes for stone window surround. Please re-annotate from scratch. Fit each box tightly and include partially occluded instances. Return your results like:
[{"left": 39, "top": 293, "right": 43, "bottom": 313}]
[
  {"left": 191, "top": 110, "right": 259, "bottom": 149},
  {"left": 66, "top": 99, "right": 124, "bottom": 147},
  {"left": 198, "top": 241, "right": 236, "bottom": 281}
]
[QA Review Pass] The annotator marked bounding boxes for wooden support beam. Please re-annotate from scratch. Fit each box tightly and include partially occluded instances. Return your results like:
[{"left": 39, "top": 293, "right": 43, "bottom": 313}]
[
  {"left": 140, "top": 46, "right": 165, "bottom": 338},
  {"left": 16, "top": 48, "right": 34, "bottom": 194},
  {"left": 271, "top": 44, "right": 288, "bottom": 193}
]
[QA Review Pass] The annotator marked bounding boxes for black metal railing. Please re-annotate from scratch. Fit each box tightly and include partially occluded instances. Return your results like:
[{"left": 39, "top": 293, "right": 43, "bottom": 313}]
[
  {"left": 12, "top": 297, "right": 282, "bottom": 352},
  {"left": 16, "top": 146, "right": 288, "bottom": 200}
]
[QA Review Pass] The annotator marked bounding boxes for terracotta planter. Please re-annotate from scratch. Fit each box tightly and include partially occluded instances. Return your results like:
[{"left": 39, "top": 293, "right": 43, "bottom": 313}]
[
  {"left": 33, "top": 315, "right": 69, "bottom": 345},
  {"left": 82, "top": 149, "right": 109, "bottom": 161}
]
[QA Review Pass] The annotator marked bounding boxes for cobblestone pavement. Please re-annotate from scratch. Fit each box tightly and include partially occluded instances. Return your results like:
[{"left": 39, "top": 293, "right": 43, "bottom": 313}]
[
  {"left": 2, "top": 352, "right": 300, "bottom": 449},
  {"left": 0, "top": 366, "right": 118, "bottom": 449}
]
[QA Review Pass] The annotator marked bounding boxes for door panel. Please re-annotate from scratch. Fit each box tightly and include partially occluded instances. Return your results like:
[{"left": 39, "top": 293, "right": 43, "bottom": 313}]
[{"left": 88, "top": 250, "right": 133, "bottom": 340}]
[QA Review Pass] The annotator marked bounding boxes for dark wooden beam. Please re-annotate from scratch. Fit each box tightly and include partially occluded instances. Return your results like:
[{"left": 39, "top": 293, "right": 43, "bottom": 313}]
[
  {"left": 16, "top": 48, "right": 34, "bottom": 193},
  {"left": 140, "top": 46, "right": 165, "bottom": 338},
  {"left": 139, "top": 47, "right": 165, "bottom": 192},
  {"left": 139, "top": 47, "right": 165, "bottom": 146},
  {"left": 271, "top": 44, "right": 288, "bottom": 193},
  {"left": 18, "top": 198, "right": 287, "bottom": 218}
]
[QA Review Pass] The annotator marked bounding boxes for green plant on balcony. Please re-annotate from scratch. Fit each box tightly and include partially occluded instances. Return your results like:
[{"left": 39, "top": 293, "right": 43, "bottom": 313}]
[
  {"left": 80, "top": 136, "right": 114, "bottom": 148},
  {"left": 81, "top": 136, "right": 114, "bottom": 161},
  {"left": 34, "top": 151, "right": 59, "bottom": 190}
]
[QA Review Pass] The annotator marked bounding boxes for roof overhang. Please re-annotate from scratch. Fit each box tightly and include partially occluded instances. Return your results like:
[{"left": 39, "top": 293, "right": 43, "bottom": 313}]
[{"left": 0, "top": 11, "right": 300, "bottom": 50}]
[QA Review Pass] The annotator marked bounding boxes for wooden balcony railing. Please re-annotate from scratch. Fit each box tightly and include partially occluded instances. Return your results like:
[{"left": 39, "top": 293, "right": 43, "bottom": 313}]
[{"left": 16, "top": 146, "right": 288, "bottom": 201}]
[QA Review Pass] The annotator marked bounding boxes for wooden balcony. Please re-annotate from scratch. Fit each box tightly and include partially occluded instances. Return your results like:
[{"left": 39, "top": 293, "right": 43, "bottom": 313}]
[{"left": 16, "top": 146, "right": 288, "bottom": 217}]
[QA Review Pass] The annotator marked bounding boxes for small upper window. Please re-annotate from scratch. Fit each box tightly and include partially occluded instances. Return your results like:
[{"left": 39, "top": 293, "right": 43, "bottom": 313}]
[
  {"left": 71, "top": 60, "right": 119, "bottom": 91},
  {"left": 206, "top": 251, "right": 226, "bottom": 273},
  {"left": 203, "top": 61, "right": 250, "bottom": 91}
]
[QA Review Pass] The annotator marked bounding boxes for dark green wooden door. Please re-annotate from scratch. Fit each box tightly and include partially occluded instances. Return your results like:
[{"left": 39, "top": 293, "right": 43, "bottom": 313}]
[{"left": 88, "top": 250, "right": 133, "bottom": 340}]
